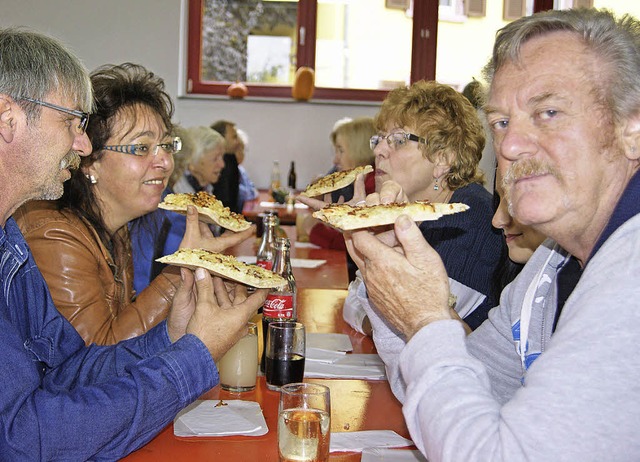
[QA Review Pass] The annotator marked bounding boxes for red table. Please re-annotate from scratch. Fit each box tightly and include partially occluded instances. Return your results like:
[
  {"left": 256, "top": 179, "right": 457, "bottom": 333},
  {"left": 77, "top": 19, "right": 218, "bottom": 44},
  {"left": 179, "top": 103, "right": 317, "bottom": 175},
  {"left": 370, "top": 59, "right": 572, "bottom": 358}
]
[{"left": 121, "top": 289, "right": 411, "bottom": 462}]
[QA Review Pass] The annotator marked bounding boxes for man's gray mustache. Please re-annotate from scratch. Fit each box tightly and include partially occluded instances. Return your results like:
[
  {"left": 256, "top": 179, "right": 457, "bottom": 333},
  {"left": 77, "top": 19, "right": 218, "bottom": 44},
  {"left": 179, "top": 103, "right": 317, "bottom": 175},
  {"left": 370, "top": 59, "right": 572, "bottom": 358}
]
[{"left": 60, "top": 151, "right": 81, "bottom": 171}]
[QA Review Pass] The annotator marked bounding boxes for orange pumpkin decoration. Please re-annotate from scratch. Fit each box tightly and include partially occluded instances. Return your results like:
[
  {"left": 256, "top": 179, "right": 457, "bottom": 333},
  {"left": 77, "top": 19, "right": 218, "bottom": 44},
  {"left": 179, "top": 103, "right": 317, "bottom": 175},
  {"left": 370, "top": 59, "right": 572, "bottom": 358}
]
[
  {"left": 227, "top": 81, "right": 248, "bottom": 99},
  {"left": 292, "top": 67, "right": 315, "bottom": 101}
]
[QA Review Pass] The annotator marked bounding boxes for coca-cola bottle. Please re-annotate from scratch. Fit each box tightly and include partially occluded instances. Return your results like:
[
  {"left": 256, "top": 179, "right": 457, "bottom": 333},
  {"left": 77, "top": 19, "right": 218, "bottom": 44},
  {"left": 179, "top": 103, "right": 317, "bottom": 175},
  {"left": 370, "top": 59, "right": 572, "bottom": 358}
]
[
  {"left": 260, "top": 237, "right": 297, "bottom": 373},
  {"left": 256, "top": 214, "right": 279, "bottom": 270}
]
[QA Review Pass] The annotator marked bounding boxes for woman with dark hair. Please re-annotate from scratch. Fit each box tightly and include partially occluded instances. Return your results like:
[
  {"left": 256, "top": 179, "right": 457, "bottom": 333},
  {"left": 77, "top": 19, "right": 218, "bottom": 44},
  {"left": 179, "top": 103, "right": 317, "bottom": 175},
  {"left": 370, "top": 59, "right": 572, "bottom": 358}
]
[{"left": 15, "top": 63, "right": 252, "bottom": 345}]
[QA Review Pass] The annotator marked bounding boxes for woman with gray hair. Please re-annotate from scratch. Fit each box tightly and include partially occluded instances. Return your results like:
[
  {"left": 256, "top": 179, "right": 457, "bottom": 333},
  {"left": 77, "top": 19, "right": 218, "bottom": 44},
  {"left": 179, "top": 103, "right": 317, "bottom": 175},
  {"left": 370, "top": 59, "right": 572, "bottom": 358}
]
[{"left": 172, "top": 125, "right": 226, "bottom": 195}]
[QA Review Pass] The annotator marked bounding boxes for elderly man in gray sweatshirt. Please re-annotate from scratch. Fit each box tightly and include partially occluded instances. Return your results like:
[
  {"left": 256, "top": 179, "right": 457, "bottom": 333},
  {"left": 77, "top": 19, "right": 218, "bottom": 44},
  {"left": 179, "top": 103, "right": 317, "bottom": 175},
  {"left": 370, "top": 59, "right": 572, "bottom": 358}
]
[{"left": 343, "top": 8, "right": 640, "bottom": 462}]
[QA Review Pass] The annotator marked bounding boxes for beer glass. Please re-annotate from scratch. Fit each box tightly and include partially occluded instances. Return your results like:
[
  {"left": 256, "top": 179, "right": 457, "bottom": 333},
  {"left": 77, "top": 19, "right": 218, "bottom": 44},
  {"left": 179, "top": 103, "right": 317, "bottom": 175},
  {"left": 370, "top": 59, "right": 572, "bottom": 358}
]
[
  {"left": 265, "top": 321, "right": 305, "bottom": 391},
  {"left": 217, "top": 322, "right": 258, "bottom": 392},
  {"left": 278, "top": 383, "right": 331, "bottom": 462}
]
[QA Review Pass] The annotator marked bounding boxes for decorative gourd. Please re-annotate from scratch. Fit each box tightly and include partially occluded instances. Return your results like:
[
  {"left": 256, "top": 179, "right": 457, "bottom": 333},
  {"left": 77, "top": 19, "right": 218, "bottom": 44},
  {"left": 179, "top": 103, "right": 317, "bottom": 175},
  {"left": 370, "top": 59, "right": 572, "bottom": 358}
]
[
  {"left": 227, "top": 81, "right": 248, "bottom": 99},
  {"left": 291, "top": 67, "right": 315, "bottom": 101}
]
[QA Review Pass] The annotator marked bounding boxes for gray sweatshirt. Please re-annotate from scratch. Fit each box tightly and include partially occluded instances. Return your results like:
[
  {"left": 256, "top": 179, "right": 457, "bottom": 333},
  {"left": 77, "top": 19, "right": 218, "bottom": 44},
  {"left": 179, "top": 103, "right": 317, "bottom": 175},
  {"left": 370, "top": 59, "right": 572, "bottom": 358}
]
[{"left": 361, "top": 214, "right": 640, "bottom": 461}]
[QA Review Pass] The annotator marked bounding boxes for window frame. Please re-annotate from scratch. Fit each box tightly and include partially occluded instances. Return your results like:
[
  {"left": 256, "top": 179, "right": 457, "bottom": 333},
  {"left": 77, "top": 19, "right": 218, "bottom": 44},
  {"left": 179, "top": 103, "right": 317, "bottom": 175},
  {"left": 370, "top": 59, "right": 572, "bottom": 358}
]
[
  {"left": 187, "top": 0, "right": 436, "bottom": 102},
  {"left": 186, "top": 0, "right": 551, "bottom": 102}
]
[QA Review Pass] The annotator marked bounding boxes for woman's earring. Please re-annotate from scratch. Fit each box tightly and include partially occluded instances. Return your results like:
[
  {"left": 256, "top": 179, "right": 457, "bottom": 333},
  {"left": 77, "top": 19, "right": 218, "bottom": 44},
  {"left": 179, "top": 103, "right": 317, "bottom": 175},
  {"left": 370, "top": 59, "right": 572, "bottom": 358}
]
[
  {"left": 86, "top": 174, "right": 97, "bottom": 184},
  {"left": 433, "top": 179, "right": 439, "bottom": 191}
]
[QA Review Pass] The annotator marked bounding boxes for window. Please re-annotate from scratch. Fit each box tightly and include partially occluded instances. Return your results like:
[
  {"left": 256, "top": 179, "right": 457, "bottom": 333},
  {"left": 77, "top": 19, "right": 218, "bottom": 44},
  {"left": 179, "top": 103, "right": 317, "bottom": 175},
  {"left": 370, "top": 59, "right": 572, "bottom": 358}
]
[
  {"left": 186, "top": 0, "right": 551, "bottom": 101},
  {"left": 187, "top": 0, "right": 436, "bottom": 101}
]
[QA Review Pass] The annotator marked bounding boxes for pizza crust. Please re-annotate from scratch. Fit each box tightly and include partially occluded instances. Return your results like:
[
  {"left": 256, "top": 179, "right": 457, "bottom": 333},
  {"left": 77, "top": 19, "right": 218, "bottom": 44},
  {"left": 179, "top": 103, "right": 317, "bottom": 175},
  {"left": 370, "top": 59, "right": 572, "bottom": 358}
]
[
  {"left": 157, "top": 248, "right": 286, "bottom": 288},
  {"left": 158, "top": 192, "right": 251, "bottom": 232},
  {"left": 300, "top": 165, "right": 373, "bottom": 197},
  {"left": 312, "top": 200, "right": 469, "bottom": 231}
]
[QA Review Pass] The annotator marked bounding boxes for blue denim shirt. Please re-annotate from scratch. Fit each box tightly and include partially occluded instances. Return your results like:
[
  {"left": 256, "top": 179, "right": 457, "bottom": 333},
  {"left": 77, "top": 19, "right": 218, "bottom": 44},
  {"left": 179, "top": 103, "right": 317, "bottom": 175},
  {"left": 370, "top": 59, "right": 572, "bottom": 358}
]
[{"left": 0, "top": 218, "right": 218, "bottom": 460}]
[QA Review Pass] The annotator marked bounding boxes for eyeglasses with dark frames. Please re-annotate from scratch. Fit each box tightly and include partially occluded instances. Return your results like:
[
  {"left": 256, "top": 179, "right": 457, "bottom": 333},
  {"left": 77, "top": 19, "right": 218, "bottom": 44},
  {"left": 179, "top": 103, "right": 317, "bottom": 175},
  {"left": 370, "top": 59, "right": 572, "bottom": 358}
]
[
  {"left": 19, "top": 96, "right": 89, "bottom": 134},
  {"left": 102, "top": 137, "right": 183, "bottom": 157},
  {"left": 369, "top": 131, "right": 427, "bottom": 151}
]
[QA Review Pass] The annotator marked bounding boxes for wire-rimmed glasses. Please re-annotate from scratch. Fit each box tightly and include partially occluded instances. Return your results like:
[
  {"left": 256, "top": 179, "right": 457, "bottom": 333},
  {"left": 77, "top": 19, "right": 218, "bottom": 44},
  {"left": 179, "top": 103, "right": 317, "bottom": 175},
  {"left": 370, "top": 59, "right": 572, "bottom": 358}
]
[
  {"left": 102, "top": 137, "right": 182, "bottom": 157},
  {"left": 19, "top": 96, "right": 89, "bottom": 134},
  {"left": 369, "top": 131, "right": 426, "bottom": 151}
]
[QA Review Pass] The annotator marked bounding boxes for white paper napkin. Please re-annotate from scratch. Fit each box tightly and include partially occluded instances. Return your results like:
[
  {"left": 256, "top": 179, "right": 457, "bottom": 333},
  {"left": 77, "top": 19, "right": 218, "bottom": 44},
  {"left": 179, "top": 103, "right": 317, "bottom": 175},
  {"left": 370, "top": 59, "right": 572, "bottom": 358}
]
[
  {"left": 330, "top": 430, "right": 413, "bottom": 453},
  {"left": 306, "top": 347, "right": 346, "bottom": 364},
  {"left": 306, "top": 333, "right": 353, "bottom": 352},
  {"left": 259, "top": 201, "right": 308, "bottom": 209},
  {"left": 294, "top": 241, "right": 321, "bottom": 249},
  {"left": 235, "top": 255, "right": 326, "bottom": 269},
  {"left": 174, "top": 400, "right": 268, "bottom": 437},
  {"left": 304, "top": 354, "right": 386, "bottom": 380},
  {"left": 361, "top": 448, "right": 428, "bottom": 461}
]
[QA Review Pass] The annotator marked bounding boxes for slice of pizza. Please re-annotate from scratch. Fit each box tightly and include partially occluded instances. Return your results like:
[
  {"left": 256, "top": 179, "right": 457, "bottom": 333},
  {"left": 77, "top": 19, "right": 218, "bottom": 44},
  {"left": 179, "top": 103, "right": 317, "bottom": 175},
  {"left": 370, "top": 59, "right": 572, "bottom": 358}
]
[
  {"left": 157, "top": 248, "right": 286, "bottom": 288},
  {"left": 299, "top": 165, "right": 373, "bottom": 197},
  {"left": 158, "top": 192, "right": 251, "bottom": 232},
  {"left": 312, "top": 200, "right": 469, "bottom": 231}
]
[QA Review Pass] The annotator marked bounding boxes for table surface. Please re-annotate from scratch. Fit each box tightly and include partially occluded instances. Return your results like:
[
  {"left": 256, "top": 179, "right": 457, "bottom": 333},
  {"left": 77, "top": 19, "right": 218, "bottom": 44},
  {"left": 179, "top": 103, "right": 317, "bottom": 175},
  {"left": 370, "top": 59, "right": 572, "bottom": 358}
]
[
  {"left": 242, "top": 190, "right": 308, "bottom": 226},
  {"left": 121, "top": 289, "right": 411, "bottom": 462},
  {"left": 227, "top": 226, "right": 350, "bottom": 290}
]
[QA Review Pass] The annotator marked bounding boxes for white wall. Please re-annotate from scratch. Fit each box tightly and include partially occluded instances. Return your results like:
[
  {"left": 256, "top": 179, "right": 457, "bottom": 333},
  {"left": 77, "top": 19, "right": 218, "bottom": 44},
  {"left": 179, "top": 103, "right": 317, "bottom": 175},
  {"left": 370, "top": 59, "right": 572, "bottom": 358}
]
[{"left": 0, "top": 0, "right": 379, "bottom": 190}]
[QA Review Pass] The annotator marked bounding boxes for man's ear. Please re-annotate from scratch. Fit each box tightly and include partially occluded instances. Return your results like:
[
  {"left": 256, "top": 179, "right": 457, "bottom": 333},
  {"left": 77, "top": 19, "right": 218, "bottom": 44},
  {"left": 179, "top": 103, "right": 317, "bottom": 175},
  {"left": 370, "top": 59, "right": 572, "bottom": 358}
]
[
  {"left": 0, "top": 95, "right": 17, "bottom": 144},
  {"left": 622, "top": 112, "right": 640, "bottom": 160}
]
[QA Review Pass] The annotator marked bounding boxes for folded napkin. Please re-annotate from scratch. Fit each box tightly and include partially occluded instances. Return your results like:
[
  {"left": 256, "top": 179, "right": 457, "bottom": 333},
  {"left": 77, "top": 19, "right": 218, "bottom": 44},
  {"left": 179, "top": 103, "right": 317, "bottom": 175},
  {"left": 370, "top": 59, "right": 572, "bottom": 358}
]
[
  {"left": 306, "top": 333, "right": 353, "bottom": 352},
  {"left": 330, "top": 430, "right": 413, "bottom": 453},
  {"left": 235, "top": 255, "right": 326, "bottom": 269},
  {"left": 174, "top": 400, "right": 268, "bottom": 437},
  {"left": 304, "top": 354, "right": 386, "bottom": 380},
  {"left": 259, "top": 201, "right": 308, "bottom": 209},
  {"left": 361, "top": 448, "right": 427, "bottom": 461},
  {"left": 294, "top": 241, "right": 321, "bottom": 249},
  {"left": 306, "top": 347, "right": 346, "bottom": 364}
]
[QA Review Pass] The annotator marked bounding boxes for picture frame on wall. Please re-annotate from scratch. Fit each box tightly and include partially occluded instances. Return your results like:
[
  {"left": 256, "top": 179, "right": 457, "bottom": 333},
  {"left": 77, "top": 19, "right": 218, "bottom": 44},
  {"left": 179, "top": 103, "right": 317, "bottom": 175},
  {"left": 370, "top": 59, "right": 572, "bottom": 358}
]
[{"left": 386, "top": 0, "right": 411, "bottom": 10}]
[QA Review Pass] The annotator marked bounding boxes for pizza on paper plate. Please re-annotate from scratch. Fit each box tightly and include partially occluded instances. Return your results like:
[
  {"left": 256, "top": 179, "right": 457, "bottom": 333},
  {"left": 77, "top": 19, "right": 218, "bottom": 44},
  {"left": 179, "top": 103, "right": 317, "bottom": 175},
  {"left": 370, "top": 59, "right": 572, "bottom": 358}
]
[
  {"left": 157, "top": 248, "right": 286, "bottom": 288},
  {"left": 300, "top": 165, "right": 373, "bottom": 197},
  {"left": 158, "top": 192, "right": 251, "bottom": 232},
  {"left": 312, "top": 200, "right": 469, "bottom": 231}
]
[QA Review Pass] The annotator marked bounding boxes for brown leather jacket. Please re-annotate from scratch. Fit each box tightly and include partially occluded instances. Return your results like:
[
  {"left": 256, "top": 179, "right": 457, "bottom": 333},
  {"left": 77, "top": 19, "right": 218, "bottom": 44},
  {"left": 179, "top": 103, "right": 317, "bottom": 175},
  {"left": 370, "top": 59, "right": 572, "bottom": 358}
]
[{"left": 14, "top": 201, "right": 180, "bottom": 345}]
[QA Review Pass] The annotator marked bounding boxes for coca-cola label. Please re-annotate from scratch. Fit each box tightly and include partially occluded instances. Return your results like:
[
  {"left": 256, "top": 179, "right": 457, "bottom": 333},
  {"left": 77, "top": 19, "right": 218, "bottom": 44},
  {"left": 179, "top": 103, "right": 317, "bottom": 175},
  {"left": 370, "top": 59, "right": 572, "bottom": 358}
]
[
  {"left": 263, "top": 294, "right": 294, "bottom": 318},
  {"left": 256, "top": 260, "right": 273, "bottom": 271}
]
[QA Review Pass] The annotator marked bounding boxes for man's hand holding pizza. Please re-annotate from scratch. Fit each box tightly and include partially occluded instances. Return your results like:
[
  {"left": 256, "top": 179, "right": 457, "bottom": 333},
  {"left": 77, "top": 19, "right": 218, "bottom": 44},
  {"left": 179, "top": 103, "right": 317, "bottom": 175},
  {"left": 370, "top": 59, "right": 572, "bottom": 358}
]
[{"left": 346, "top": 214, "right": 452, "bottom": 340}]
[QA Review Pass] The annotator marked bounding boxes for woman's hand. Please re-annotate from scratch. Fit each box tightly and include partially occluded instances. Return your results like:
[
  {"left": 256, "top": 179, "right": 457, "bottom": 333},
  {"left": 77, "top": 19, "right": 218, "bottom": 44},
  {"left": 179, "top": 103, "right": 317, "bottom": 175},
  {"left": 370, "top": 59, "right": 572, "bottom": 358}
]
[{"left": 179, "top": 206, "right": 254, "bottom": 252}]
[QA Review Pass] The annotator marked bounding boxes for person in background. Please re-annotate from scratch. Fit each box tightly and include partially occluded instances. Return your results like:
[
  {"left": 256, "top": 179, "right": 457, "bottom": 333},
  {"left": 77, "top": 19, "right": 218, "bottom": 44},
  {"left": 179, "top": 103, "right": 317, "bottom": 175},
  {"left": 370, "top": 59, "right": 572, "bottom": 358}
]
[
  {"left": 15, "top": 64, "right": 252, "bottom": 345},
  {"left": 173, "top": 125, "right": 226, "bottom": 197},
  {"left": 344, "top": 8, "right": 640, "bottom": 460},
  {"left": 211, "top": 119, "right": 241, "bottom": 213},
  {"left": 236, "top": 128, "right": 259, "bottom": 212},
  {"left": 0, "top": 27, "right": 266, "bottom": 460},
  {"left": 490, "top": 169, "right": 546, "bottom": 300},
  {"left": 462, "top": 78, "right": 495, "bottom": 193},
  {"left": 297, "top": 117, "right": 376, "bottom": 250},
  {"left": 342, "top": 80, "right": 503, "bottom": 333}
]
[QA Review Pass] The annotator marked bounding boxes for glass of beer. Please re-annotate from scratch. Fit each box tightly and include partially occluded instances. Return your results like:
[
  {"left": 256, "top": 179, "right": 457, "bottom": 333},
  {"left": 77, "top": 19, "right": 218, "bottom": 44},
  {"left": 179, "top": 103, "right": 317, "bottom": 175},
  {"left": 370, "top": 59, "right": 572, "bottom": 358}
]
[
  {"left": 278, "top": 383, "right": 331, "bottom": 462},
  {"left": 217, "top": 322, "right": 259, "bottom": 392},
  {"left": 266, "top": 321, "right": 305, "bottom": 391}
]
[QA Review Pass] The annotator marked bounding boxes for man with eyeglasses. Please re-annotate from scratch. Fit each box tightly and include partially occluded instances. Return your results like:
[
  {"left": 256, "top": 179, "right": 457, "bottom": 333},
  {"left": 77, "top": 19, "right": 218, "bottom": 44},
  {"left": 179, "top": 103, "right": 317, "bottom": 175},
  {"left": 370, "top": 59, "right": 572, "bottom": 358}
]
[
  {"left": 0, "top": 28, "right": 267, "bottom": 460},
  {"left": 340, "top": 8, "right": 640, "bottom": 461}
]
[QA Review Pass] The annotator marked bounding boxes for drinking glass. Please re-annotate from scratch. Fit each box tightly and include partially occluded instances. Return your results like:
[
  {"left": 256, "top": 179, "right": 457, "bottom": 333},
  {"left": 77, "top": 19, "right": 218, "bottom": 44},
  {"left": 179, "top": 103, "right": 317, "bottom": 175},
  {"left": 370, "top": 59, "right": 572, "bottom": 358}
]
[
  {"left": 278, "top": 383, "right": 331, "bottom": 462},
  {"left": 265, "top": 321, "right": 305, "bottom": 391},
  {"left": 217, "top": 322, "right": 258, "bottom": 392}
]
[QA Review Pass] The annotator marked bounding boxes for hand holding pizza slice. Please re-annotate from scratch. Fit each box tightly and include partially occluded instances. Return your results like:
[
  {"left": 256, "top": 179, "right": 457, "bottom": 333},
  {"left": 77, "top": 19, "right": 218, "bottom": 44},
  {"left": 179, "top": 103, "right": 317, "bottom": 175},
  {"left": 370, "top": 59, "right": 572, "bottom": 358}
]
[{"left": 159, "top": 192, "right": 252, "bottom": 232}]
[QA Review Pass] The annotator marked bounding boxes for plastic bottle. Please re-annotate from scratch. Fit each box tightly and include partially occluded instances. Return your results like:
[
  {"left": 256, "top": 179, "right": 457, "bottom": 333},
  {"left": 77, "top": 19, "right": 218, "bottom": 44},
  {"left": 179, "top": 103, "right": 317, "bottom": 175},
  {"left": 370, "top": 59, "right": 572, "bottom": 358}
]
[
  {"left": 260, "top": 237, "right": 297, "bottom": 373},
  {"left": 270, "top": 160, "right": 281, "bottom": 193}
]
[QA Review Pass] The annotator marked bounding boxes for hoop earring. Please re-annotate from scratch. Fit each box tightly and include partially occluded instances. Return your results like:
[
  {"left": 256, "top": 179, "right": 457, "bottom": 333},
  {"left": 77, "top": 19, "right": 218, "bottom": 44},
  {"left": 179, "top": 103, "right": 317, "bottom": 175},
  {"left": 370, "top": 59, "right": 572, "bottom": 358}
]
[
  {"left": 433, "top": 179, "right": 439, "bottom": 191},
  {"left": 86, "top": 174, "right": 97, "bottom": 185}
]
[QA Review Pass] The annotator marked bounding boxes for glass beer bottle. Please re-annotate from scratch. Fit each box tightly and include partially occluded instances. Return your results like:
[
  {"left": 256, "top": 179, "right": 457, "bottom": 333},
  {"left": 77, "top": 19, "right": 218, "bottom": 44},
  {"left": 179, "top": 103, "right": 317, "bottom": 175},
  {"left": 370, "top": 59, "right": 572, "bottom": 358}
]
[
  {"left": 260, "top": 237, "right": 297, "bottom": 373},
  {"left": 256, "top": 214, "right": 279, "bottom": 270}
]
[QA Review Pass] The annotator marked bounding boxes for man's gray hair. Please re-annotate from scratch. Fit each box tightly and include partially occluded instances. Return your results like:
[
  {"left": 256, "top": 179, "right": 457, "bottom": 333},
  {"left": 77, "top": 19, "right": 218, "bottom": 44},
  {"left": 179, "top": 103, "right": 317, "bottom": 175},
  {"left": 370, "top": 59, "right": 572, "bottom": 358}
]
[
  {"left": 483, "top": 8, "right": 640, "bottom": 124},
  {"left": 186, "top": 126, "right": 225, "bottom": 163},
  {"left": 0, "top": 27, "right": 93, "bottom": 121}
]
